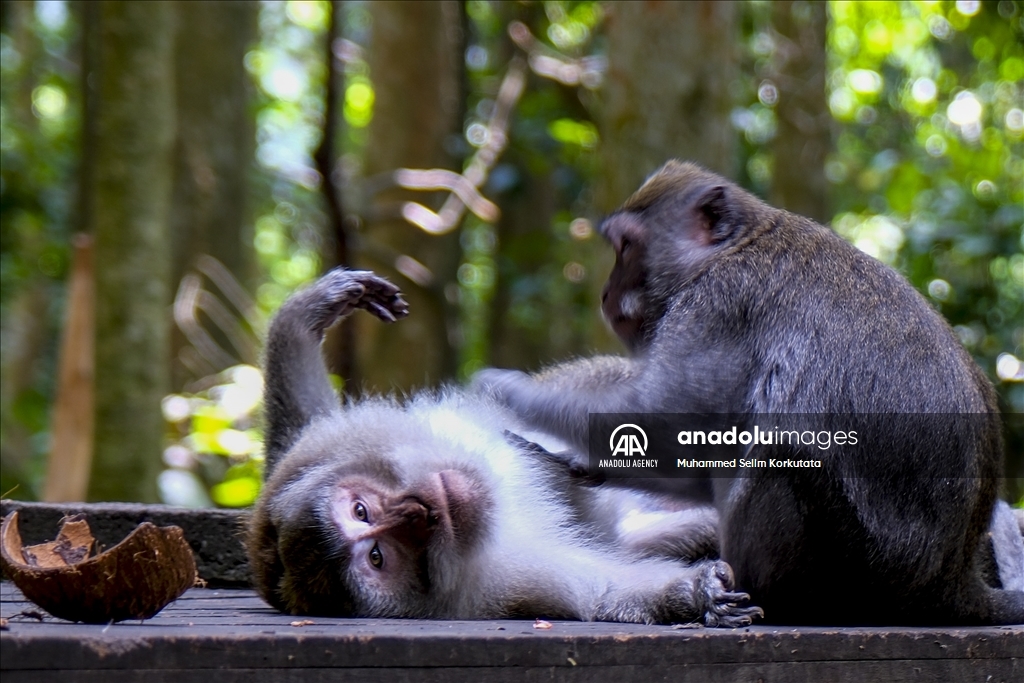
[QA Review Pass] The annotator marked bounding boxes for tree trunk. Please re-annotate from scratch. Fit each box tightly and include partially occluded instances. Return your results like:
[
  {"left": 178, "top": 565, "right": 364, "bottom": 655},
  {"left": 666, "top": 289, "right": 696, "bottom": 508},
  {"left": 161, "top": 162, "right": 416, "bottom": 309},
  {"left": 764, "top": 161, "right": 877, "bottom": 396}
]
[
  {"left": 358, "top": 0, "right": 463, "bottom": 392},
  {"left": 0, "top": 0, "right": 51, "bottom": 498},
  {"left": 43, "top": 235, "right": 94, "bottom": 502},
  {"left": 599, "top": 1, "right": 739, "bottom": 211},
  {"left": 770, "top": 0, "right": 830, "bottom": 223},
  {"left": 89, "top": 0, "right": 176, "bottom": 502},
  {"left": 488, "top": 167, "right": 559, "bottom": 370},
  {"left": 169, "top": 0, "right": 257, "bottom": 389},
  {"left": 318, "top": 0, "right": 357, "bottom": 390}
]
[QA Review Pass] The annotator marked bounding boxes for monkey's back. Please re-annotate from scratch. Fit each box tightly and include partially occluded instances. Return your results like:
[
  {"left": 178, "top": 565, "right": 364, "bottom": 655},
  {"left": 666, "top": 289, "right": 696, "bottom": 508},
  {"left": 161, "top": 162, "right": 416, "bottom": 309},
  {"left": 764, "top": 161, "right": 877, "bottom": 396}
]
[{"left": 701, "top": 211, "right": 1004, "bottom": 625}]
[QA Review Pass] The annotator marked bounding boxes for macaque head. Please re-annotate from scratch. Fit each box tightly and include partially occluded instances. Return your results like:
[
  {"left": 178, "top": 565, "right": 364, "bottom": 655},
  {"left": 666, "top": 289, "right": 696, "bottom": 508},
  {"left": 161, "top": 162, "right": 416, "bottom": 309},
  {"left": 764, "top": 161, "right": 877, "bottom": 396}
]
[
  {"left": 247, "top": 421, "right": 494, "bottom": 617},
  {"left": 599, "top": 160, "right": 764, "bottom": 351},
  {"left": 600, "top": 211, "right": 649, "bottom": 350}
]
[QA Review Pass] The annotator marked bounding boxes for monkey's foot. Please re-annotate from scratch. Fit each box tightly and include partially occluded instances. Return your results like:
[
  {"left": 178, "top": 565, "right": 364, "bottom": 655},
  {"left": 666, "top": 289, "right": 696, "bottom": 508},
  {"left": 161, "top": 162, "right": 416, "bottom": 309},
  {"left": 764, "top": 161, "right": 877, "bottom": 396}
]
[
  {"left": 302, "top": 269, "right": 410, "bottom": 334},
  {"left": 697, "top": 560, "right": 763, "bottom": 628}
]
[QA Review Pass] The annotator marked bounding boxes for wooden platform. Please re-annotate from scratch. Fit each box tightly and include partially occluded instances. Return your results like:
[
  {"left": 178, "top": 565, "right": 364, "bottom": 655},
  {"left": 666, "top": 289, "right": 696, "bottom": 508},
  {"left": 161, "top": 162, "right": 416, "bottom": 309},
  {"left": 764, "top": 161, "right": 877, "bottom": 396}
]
[
  {"left": 1, "top": 582, "right": 1021, "bottom": 683},
  {"left": 2, "top": 500, "right": 1023, "bottom": 682}
]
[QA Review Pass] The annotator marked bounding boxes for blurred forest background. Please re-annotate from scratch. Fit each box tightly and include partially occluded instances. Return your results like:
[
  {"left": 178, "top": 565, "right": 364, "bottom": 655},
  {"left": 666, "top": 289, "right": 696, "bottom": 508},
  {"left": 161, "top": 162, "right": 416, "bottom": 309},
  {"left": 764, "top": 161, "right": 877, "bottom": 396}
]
[{"left": 1, "top": 0, "right": 1022, "bottom": 507}]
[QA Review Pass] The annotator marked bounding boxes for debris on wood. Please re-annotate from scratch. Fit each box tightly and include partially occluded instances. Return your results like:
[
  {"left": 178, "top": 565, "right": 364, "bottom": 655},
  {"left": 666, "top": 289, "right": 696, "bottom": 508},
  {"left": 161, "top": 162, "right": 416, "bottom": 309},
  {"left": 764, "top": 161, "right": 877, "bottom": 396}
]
[
  {"left": 290, "top": 620, "right": 315, "bottom": 627},
  {"left": 15, "top": 609, "right": 45, "bottom": 622},
  {"left": 533, "top": 619, "right": 553, "bottom": 630},
  {"left": 0, "top": 511, "right": 196, "bottom": 623}
]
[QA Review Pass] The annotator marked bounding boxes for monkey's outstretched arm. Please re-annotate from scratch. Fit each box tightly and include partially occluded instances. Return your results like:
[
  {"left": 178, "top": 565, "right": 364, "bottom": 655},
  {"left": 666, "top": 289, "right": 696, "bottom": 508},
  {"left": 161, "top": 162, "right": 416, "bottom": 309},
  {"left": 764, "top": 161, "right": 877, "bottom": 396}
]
[
  {"left": 475, "top": 356, "right": 642, "bottom": 451},
  {"left": 263, "top": 269, "right": 408, "bottom": 472}
]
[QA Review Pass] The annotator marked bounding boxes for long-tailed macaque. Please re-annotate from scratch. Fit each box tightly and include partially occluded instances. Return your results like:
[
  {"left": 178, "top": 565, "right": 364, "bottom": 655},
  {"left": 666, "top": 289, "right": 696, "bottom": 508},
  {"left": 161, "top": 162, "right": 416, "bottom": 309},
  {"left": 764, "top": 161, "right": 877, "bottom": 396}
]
[
  {"left": 475, "top": 160, "right": 1024, "bottom": 625},
  {"left": 246, "top": 269, "right": 760, "bottom": 626}
]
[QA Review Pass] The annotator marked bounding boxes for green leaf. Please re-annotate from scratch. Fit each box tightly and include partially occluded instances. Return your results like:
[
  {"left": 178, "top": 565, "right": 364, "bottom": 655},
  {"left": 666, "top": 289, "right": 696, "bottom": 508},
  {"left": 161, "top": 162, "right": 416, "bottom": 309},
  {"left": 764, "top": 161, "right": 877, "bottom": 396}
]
[{"left": 211, "top": 477, "right": 260, "bottom": 508}]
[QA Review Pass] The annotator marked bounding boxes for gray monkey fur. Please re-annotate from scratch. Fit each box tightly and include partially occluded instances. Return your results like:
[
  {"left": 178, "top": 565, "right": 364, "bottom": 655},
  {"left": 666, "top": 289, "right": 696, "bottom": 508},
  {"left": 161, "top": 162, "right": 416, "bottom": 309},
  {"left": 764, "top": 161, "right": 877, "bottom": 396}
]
[
  {"left": 475, "top": 160, "right": 1024, "bottom": 626},
  {"left": 246, "top": 268, "right": 760, "bottom": 626}
]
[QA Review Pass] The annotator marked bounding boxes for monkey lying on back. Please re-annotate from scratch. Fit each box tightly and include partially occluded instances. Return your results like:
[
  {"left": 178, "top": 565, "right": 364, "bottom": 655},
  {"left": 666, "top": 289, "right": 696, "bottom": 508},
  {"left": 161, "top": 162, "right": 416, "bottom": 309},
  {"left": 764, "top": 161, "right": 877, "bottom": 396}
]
[
  {"left": 476, "top": 160, "right": 1024, "bottom": 625},
  {"left": 246, "top": 269, "right": 759, "bottom": 626}
]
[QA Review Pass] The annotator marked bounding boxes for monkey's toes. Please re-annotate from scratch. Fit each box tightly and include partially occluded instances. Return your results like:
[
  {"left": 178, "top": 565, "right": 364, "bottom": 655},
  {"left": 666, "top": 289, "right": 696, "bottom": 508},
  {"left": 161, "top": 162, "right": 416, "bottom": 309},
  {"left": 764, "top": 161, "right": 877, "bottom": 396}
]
[
  {"left": 705, "top": 603, "right": 764, "bottom": 628},
  {"left": 698, "top": 560, "right": 762, "bottom": 628}
]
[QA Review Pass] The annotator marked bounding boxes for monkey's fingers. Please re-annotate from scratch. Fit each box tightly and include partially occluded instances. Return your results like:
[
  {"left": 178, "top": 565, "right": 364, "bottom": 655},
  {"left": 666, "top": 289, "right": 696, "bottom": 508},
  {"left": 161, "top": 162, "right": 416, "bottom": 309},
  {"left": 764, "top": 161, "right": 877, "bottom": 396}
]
[
  {"left": 357, "top": 292, "right": 409, "bottom": 321},
  {"left": 366, "top": 301, "right": 398, "bottom": 323},
  {"left": 345, "top": 273, "right": 408, "bottom": 317},
  {"left": 327, "top": 270, "right": 409, "bottom": 322},
  {"left": 302, "top": 275, "right": 368, "bottom": 333}
]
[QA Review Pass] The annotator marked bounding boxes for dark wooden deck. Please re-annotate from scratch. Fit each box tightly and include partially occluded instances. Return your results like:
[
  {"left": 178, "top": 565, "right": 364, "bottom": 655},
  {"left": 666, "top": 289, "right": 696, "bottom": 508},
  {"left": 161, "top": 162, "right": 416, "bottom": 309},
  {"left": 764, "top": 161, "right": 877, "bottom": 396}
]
[
  {"left": 1, "top": 582, "right": 1021, "bottom": 683},
  {"left": 2, "top": 500, "right": 1023, "bottom": 682}
]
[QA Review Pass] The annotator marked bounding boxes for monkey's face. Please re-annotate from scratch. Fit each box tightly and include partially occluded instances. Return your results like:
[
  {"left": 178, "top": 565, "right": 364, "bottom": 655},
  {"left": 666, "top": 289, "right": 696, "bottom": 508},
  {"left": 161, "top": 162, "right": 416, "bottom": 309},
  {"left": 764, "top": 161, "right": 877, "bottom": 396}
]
[
  {"left": 597, "top": 160, "right": 764, "bottom": 353},
  {"left": 249, "top": 451, "right": 492, "bottom": 618},
  {"left": 600, "top": 212, "right": 649, "bottom": 350},
  {"left": 331, "top": 469, "right": 487, "bottom": 605}
]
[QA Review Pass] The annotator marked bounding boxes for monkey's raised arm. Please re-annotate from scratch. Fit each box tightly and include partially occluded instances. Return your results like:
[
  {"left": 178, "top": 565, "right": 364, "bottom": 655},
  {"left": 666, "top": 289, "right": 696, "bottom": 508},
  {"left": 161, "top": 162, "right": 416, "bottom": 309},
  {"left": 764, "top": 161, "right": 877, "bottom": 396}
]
[{"left": 262, "top": 269, "right": 408, "bottom": 473}]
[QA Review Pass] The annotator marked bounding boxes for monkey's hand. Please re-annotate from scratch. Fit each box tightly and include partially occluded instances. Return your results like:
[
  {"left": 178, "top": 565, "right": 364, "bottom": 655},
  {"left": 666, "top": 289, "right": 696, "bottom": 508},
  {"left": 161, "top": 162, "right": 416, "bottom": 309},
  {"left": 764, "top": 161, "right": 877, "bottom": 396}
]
[
  {"left": 503, "top": 430, "right": 602, "bottom": 485},
  {"left": 692, "top": 560, "right": 763, "bottom": 628},
  {"left": 292, "top": 268, "right": 410, "bottom": 336}
]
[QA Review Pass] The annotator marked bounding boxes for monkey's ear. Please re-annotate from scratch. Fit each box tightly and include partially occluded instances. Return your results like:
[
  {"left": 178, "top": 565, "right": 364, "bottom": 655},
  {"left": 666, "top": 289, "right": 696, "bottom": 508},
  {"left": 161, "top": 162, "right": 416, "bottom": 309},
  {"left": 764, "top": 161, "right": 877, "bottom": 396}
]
[
  {"left": 694, "top": 185, "right": 735, "bottom": 243},
  {"left": 599, "top": 211, "right": 646, "bottom": 247}
]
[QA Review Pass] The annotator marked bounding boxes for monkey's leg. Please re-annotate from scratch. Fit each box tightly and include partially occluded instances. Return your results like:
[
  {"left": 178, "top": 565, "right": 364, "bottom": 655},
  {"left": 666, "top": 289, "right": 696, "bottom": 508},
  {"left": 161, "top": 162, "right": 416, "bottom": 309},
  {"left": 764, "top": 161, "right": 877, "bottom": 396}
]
[
  {"left": 980, "top": 501, "right": 1024, "bottom": 623},
  {"left": 987, "top": 500, "right": 1024, "bottom": 591},
  {"left": 263, "top": 269, "right": 408, "bottom": 471},
  {"left": 588, "top": 555, "right": 759, "bottom": 627},
  {"left": 578, "top": 486, "right": 720, "bottom": 562},
  {"left": 615, "top": 506, "right": 720, "bottom": 562}
]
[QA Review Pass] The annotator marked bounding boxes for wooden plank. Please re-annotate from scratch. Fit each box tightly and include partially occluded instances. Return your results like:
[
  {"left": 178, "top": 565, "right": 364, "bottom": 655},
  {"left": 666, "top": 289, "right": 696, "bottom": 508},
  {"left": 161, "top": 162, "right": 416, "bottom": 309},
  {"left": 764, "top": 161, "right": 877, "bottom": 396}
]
[
  {"left": 2, "top": 584, "right": 1022, "bottom": 683},
  {"left": 0, "top": 660, "right": 1018, "bottom": 683}
]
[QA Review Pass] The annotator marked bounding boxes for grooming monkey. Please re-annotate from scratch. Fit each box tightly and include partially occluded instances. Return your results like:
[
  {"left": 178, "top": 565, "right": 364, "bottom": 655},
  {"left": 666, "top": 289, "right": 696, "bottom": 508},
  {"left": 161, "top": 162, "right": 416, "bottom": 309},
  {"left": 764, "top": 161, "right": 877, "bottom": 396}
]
[
  {"left": 246, "top": 269, "right": 760, "bottom": 626},
  {"left": 475, "top": 160, "right": 1024, "bottom": 625}
]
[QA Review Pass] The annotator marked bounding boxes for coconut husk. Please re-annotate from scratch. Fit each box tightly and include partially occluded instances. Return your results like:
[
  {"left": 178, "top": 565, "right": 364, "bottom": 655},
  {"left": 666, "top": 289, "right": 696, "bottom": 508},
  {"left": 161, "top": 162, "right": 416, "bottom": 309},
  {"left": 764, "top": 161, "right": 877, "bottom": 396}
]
[{"left": 0, "top": 511, "right": 196, "bottom": 623}]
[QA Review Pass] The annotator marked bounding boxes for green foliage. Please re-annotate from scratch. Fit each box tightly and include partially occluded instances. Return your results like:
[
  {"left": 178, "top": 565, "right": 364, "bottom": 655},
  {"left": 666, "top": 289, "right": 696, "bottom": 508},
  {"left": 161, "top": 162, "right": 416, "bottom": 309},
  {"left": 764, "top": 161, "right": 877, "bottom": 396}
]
[
  {"left": 0, "top": 2, "right": 79, "bottom": 499},
  {"left": 548, "top": 118, "right": 598, "bottom": 148},
  {"left": 459, "top": 1, "right": 605, "bottom": 377},
  {"left": 824, "top": 0, "right": 1024, "bottom": 413},
  {"left": 159, "top": 365, "right": 264, "bottom": 508},
  {"left": 244, "top": 0, "right": 333, "bottom": 314},
  {"left": 2, "top": 0, "right": 1020, "bottom": 505}
]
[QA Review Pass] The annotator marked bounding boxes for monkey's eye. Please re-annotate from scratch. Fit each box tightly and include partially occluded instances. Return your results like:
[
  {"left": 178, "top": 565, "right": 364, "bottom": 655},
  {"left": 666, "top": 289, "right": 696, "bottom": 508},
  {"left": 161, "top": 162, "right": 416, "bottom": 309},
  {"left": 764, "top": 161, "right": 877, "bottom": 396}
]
[
  {"left": 369, "top": 543, "right": 384, "bottom": 569},
  {"left": 354, "top": 502, "right": 369, "bottom": 522}
]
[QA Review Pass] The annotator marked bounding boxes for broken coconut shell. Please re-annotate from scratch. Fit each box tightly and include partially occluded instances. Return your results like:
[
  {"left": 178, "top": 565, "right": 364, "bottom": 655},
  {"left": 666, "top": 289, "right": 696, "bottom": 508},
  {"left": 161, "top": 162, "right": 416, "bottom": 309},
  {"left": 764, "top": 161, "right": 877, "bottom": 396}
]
[{"left": 0, "top": 511, "right": 196, "bottom": 623}]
